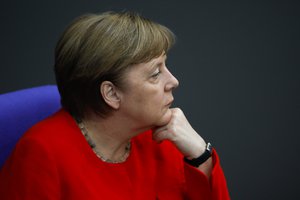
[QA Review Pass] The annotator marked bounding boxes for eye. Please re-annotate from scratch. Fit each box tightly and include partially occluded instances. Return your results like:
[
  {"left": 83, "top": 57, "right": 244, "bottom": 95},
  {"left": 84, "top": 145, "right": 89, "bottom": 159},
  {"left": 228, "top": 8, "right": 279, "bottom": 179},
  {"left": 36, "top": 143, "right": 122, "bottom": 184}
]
[{"left": 151, "top": 70, "right": 161, "bottom": 79}]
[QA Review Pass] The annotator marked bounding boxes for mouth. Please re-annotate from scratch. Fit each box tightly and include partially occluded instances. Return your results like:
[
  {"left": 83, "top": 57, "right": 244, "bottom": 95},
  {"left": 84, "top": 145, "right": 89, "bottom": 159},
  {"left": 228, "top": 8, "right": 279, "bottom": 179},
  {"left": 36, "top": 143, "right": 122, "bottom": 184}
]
[{"left": 166, "top": 99, "right": 174, "bottom": 107}]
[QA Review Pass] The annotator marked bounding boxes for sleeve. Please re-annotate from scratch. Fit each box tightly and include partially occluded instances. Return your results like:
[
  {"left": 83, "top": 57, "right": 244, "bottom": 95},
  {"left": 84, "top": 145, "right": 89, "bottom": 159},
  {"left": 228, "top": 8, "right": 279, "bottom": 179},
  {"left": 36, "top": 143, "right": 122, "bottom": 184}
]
[
  {"left": 0, "top": 135, "right": 60, "bottom": 200},
  {"left": 183, "top": 149, "right": 230, "bottom": 200}
]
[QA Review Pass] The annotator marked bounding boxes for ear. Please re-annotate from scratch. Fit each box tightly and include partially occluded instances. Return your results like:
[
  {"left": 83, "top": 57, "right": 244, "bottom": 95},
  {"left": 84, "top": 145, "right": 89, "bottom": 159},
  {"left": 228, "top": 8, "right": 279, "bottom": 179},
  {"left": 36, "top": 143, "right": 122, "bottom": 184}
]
[{"left": 100, "top": 81, "right": 121, "bottom": 110}]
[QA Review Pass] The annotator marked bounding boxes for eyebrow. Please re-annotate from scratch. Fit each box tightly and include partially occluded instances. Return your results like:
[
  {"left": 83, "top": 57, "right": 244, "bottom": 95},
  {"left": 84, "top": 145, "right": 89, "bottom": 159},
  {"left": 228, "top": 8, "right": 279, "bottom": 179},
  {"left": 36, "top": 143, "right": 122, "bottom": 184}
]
[{"left": 149, "top": 57, "right": 166, "bottom": 72}]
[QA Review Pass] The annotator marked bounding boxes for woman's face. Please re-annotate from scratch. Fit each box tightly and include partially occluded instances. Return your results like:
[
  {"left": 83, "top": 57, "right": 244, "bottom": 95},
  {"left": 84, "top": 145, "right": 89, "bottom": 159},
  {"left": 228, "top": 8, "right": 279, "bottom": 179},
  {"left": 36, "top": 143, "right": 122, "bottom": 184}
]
[{"left": 119, "top": 53, "right": 179, "bottom": 130}]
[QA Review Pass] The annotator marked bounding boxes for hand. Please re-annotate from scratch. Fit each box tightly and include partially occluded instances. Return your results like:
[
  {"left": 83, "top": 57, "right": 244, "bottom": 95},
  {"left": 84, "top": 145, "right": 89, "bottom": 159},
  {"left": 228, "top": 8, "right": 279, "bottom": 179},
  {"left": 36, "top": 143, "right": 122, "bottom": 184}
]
[{"left": 152, "top": 108, "right": 207, "bottom": 159}]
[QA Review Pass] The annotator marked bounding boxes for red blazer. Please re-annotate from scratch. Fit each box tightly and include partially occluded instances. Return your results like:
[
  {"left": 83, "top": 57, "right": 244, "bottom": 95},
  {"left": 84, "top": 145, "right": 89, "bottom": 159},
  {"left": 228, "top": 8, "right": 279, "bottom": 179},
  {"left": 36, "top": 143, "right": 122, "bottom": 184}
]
[{"left": 0, "top": 109, "right": 230, "bottom": 200}]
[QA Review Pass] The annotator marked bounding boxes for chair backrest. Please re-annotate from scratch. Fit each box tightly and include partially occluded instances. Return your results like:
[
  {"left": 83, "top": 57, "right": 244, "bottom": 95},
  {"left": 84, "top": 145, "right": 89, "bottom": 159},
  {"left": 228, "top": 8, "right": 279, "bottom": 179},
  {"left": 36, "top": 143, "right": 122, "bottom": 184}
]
[{"left": 0, "top": 85, "right": 61, "bottom": 168}]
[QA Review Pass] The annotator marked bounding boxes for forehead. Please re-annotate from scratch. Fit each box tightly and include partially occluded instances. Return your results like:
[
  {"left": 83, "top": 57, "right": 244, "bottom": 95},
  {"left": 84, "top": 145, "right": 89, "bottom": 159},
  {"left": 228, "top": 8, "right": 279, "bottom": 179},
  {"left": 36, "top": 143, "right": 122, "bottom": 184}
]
[{"left": 133, "top": 53, "right": 167, "bottom": 72}]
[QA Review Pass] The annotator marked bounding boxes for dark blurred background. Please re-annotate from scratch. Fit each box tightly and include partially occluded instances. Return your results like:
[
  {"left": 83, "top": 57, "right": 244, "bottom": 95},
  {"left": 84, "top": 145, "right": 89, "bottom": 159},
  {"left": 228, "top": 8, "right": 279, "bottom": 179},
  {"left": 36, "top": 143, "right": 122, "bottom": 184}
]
[{"left": 1, "top": 0, "right": 299, "bottom": 199}]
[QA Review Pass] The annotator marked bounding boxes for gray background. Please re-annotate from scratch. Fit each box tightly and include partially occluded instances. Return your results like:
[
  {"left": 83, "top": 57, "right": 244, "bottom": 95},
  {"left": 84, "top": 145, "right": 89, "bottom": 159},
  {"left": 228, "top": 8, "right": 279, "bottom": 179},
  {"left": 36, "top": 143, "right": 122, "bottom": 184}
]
[{"left": 1, "top": 0, "right": 300, "bottom": 199}]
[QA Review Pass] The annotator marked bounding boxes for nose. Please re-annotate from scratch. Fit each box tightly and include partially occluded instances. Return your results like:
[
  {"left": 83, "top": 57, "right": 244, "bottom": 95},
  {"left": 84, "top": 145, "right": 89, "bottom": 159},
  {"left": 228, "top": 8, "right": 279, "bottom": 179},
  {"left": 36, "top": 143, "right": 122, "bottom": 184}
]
[{"left": 165, "top": 68, "right": 179, "bottom": 91}]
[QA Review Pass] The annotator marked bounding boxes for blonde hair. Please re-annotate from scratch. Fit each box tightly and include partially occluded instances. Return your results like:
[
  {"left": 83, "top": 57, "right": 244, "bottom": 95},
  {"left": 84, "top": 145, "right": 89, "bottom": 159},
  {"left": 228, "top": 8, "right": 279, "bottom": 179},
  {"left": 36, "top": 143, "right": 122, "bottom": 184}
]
[{"left": 54, "top": 11, "right": 175, "bottom": 118}]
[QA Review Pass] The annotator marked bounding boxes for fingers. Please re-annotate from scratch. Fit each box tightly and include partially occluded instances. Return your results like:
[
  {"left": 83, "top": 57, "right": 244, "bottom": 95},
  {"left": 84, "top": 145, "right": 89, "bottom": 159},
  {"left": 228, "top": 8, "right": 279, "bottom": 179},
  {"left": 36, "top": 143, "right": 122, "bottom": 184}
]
[
  {"left": 152, "top": 109, "right": 179, "bottom": 143},
  {"left": 170, "top": 107, "right": 183, "bottom": 118},
  {"left": 152, "top": 129, "right": 169, "bottom": 143},
  {"left": 152, "top": 120, "right": 173, "bottom": 143},
  {"left": 152, "top": 107, "right": 188, "bottom": 144},
  {"left": 152, "top": 107, "right": 206, "bottom": 158},
  {"left": 152, "top": 124, "right": 168, "bottom": 133}
]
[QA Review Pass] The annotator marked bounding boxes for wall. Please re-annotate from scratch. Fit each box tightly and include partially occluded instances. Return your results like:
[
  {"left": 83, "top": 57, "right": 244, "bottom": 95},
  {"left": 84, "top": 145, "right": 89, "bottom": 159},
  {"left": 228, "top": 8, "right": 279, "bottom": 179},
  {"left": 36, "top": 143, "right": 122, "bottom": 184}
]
[{"left": 1, "top": 1, "right": 300, "bottom": 199}]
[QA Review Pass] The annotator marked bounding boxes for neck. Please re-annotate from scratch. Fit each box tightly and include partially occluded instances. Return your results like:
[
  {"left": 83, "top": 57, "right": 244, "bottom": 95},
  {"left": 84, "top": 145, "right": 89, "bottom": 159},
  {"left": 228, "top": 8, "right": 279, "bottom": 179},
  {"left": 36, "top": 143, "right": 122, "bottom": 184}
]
[{"left": 78, "top": 111, "right": 144, "bottom": 162}]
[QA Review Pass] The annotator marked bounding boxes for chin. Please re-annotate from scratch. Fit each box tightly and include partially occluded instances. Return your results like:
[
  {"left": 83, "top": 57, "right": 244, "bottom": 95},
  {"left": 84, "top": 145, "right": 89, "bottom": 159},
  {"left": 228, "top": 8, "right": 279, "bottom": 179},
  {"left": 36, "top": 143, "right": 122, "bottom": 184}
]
[{"left": 155, "top": 109, "right": 172, "bottom": 126}]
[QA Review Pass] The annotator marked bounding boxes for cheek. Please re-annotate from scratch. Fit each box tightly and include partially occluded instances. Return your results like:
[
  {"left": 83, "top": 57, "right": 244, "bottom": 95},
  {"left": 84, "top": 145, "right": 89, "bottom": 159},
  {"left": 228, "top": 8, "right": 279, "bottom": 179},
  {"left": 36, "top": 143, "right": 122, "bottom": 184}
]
[
  {"left": 139, "top": 85, "right": 163, "bottom": 104},
  {"left": 128, "top": 83, "right": 166, "bottom": 115},
  {"left": 149, "top": 91, "right": 165, "bottom": 109},
  {"left": 151, "top": 94, "right": 170, "bottom": 117},
  {"left": 135, "top": 91, "right": 164, "bottom": 119}
]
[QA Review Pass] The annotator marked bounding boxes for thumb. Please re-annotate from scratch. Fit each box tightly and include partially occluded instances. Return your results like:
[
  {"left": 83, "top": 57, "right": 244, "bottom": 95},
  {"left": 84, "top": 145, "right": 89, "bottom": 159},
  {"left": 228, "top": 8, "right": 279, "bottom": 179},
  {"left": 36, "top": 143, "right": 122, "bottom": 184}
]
[{"left": 152, "top": 127, "right": 169, "bottom": 143}]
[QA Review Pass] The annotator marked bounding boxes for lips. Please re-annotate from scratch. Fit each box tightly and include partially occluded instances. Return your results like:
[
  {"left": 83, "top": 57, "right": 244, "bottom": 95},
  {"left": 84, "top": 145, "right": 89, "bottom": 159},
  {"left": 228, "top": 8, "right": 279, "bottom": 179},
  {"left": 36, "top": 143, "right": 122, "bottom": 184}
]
[{"left": 166, "top": 98, "right": 174, "bottom": 107}]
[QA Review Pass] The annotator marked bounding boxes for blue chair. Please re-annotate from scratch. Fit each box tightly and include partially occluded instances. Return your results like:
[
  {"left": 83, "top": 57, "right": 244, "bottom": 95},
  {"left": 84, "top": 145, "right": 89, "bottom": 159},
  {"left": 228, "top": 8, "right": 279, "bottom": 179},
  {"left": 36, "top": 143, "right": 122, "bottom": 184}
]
[{"left": 0, "top": 85, "right": 61, "bottom": 168}]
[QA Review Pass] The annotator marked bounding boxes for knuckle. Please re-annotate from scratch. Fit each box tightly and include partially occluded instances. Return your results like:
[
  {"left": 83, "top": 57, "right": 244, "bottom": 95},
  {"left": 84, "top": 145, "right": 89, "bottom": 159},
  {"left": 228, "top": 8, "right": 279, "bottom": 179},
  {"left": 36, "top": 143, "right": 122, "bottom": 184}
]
[
  {"left": 169, "top": 126, "right": 177, "bottom": 133},
  {"left": 173, "top": 108, "right": 183, "bottom": 115},
  {"left": 174, "top": 107, "right": 181, "bottom": 112}
]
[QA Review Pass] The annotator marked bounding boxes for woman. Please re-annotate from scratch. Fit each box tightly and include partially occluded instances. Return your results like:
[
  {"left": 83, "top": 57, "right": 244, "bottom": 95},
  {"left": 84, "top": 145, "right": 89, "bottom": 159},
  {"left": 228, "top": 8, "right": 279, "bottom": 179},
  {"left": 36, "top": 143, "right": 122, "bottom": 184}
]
[{"left": 0, "top": 11, "right": 230, "bottom": 199}]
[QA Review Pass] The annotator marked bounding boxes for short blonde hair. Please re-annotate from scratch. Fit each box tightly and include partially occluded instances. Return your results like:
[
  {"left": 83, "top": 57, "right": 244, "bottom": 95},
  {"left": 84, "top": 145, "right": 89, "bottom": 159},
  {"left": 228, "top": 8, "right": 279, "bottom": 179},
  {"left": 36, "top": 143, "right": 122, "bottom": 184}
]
[{"left": 54, "top": 11, "right": 175, "bottom": 118}]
